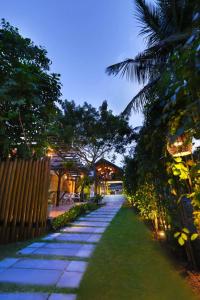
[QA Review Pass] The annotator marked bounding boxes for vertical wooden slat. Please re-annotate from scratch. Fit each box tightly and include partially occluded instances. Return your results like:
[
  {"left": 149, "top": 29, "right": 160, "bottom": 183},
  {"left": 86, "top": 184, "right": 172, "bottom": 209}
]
[
  {"left": 41, "top": 158, "right": 50, "bottom": 233},
  {"left": 2, "top": 159, "right": 18, "bottom": 243},
  {"left": 23, "top": 160, "right": 36, "bottom": 239},
  {"left": 0, "top": 158, "right": 50, "bottom": 244},
  {"left": 10, "top": 160, "right": 24, "bottom": 242},
  {"left": 18, "top": 160, "right": 34, "bottom": 241},
  {"left": 35, "top": 159, "right": 45, "bottom": 235},
  {"left": 31, "top": 159, "right": 42, "bottom": 237},
  {"left": 27, "top": 160, "right": 39, "bottom": 239},
  {"left": 0, "top": 160, "right": 16, "bottom": 242}
]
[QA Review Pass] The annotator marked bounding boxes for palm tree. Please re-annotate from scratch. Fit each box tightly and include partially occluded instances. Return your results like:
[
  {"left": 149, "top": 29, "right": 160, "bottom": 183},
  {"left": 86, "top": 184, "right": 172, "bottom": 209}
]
[{"left": 106, "top": 0, "right": 194, "bottom": 115}]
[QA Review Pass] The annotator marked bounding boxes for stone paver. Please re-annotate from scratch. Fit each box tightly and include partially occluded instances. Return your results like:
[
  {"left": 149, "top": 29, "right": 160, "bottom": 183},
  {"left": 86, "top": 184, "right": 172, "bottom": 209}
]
[
  {"left": 43, "top": 233, "right": 61, "bottom": 241},
  {"left": 79, "top": 215, "right": 114, "bottom": 218},
  {"left": 67, "top": 261, "right": 88, "bottom": 272},
  {"left": 33, "top": 247, "right": 93, "bottom": 258},
  {"left": 62, "top": 226, "right": 105, "bottom": 233},
  {"left": 78, "top": 217, "right": 113, "bottom": 222},
  {"left": 86, "top": 213, "right": 116, "bottom": 217},
  {"left": 0, "top": 268, "right": 61, "bottom": 285},
  {"left": 18, "top": 242, "right": 95, "bottom": 258},
  {"left": 0, "top": 258, "right": 19, "bottom": 269},
  {"left": 49, "top": 233, "right": 102, "bottom": 243},
  {"left": 72, "top": 221, "right": 109, "bottom": 227},
  {"left": 49, "top": 294, "right": 76, "bottom": 300},
  {"left": 27, "top": 242, "right": 46, "bottom": 248},
  {"left": 56, "top": 271, "right": 84, "bottom": 288},
  {"left": 13, "top": 258, "right": 69, "bottom": 270}
]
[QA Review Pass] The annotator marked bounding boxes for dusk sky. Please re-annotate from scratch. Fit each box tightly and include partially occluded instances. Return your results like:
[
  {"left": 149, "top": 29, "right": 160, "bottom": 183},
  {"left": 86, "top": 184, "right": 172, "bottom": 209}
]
[{"left": 1, "top": 0, "right": 145, "bottom": 128}]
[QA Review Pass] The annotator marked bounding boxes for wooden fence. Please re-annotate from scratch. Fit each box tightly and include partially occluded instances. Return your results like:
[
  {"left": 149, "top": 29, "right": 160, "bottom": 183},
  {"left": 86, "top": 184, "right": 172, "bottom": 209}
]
[{"left": 0, "top": 158, "right": 50, "bottom": 244}]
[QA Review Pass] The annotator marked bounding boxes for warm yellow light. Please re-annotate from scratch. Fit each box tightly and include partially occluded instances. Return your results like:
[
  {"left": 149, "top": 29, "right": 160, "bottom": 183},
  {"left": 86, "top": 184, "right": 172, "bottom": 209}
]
[
  {"left": 47, "top": 147, "right": 54, "bottom": 158},
  {"left": 158, "top": 230, "right": 166, "bottom": 239}
]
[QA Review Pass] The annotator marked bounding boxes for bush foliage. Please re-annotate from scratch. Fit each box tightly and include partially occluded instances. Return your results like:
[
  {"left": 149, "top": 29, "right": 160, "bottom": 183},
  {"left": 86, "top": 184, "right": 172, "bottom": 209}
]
[{"left": 51, "top": 202, "right": 101, "bottom": 230}]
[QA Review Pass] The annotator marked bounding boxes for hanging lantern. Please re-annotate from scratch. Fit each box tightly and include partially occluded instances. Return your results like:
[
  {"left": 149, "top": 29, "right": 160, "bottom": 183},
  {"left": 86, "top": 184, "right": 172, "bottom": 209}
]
[{"left": 167, "top": 133, "right": 192, "bottom": 157}]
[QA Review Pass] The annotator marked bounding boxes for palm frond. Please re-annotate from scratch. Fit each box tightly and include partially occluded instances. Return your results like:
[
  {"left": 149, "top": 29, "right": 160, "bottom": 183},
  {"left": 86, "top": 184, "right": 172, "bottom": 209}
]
[
  {"left": 122, "top": 78, "right": 160, "bottom": 116},
  {"left": 106, "top": 31, "right": 188, "bottom": 83},
  {"left": 134, "top": 0, "right": 163, "bottom": 46},
  {"left": 156, "top": 0, "right": 192, "bottom": 34},
  {"left": 106, "top": 59, "right": 136, "bottom": 79},
  {"left": 106, "top": 48, "right": 160, "bottom": 83}
]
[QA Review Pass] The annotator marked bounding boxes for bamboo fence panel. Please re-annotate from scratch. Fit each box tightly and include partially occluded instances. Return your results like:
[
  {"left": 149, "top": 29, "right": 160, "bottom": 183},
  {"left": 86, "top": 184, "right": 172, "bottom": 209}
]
[{"left": 0, "top": 158, "right": 50, "bottom": 244}]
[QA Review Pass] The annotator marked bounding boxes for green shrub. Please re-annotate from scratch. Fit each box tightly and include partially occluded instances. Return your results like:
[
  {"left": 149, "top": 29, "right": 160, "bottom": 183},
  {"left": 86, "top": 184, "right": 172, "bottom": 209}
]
[{"left": 51, "top": 202, "right": 100, "bottom": 230}]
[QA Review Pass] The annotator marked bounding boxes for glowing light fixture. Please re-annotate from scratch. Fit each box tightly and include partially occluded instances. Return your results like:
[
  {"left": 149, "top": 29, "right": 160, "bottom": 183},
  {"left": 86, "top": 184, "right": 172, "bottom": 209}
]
[
  {"left": 158, "top": 230, "right": 166, "bottom": 239},
  {"left": 167, "top": 134, "right": 192, "bottom": 157}
]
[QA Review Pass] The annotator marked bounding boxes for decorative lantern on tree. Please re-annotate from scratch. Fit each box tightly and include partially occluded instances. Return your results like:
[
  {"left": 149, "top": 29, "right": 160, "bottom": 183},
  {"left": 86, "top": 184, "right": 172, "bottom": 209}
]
[{"left": 167, "top": 133, "right": 192, "bottom": 157}]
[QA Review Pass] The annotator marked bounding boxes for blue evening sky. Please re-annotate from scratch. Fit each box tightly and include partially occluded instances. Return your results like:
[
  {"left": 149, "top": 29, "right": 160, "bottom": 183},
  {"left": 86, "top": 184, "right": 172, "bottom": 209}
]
[{"left": 1, "top": 0, "right": 146, "bottom": 127}]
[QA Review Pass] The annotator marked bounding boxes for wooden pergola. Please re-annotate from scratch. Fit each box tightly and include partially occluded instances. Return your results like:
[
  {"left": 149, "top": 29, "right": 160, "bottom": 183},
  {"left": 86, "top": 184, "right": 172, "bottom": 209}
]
[{"left": 48, "top": 149, "right": 87, "bottom": 206}]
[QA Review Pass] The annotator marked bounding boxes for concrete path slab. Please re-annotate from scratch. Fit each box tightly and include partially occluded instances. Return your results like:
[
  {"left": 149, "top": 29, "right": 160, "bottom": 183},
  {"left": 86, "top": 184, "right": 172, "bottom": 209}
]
[
  {"left": 18, "top": 242, "right": 96, "bottom": 258},
  {"left": 77, "top": 217, "right": 112, "bottom": 222},
  {"left": 0, "top": 258, "right": 19, "bottom": 269},
  {"left": 0, "top": 293, "right": 48, "bottom": 300},
  {"left": 49, "top": 233, "right": 102, "bottom": 243},
  {"left": 13, "top": 258, "right": 69, "bottom": 270},
  {"left": 18, "top": 247, "right": 36, "bottom": 255},
  {"left": 62, "top": 226, "right": 105, "bottom": 234},
  {"left": 72, "top": 221, "right": 109, "bottom": 227},
  {"left": 32, "top": 248, "right": 85, "bottom": 257},
  {"left": 85, "top": 214, "right": 115, "bottom": 218},
  {"left": 87, "top": 213, "right": 117, "bottom": 217},
  {"left": 56, "top": 271, "right": 84, "bottom": 288},
  {"left": 43, "top": 233, "right": 61, "bottom": 241},
  {"left": 27, "top": 242, "right": 46, "bottom": 248},
  {"left": 67, "top": 261, "right": 88, "bottom": 272},
  {"left": 49, "top": 294, "right": 76, "bottom": 300},
  {"left": 43, "top": 243, "right": 82, "bottom": 249},
  {"left": 0, "top": 268, "right": 61, "bottom": 286}
]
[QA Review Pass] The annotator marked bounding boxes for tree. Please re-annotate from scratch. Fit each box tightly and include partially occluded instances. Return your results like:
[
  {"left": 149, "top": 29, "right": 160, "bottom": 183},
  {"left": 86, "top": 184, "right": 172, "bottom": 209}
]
[
  {"left": 0, "top": 19, "right": 61, "bottom": 159},
  {"left": 59, "top": 100, "right": 134, "bottom": 168},
  {"left": 106, "top": 0, "right": 195, "bottom": 115}
]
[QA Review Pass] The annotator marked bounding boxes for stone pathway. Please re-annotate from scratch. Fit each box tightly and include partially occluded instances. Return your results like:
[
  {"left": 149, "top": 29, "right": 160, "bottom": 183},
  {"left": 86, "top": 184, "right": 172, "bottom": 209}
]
[{"left": 0, "top": 195, "right": 123, "bottom": 300}]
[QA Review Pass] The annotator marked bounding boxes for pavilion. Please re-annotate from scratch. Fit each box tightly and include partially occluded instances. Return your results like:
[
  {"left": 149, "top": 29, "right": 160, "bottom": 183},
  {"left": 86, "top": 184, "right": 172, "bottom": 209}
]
[{"left": 95, "top": 158, "right": 123, "bottom": 195}]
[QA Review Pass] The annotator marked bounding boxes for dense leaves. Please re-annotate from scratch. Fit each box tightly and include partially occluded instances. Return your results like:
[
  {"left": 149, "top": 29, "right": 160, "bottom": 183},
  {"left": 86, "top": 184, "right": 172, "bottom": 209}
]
[
  {"left": 56, "top": 100, "right": 134, "bottom": 167},
  {"left": 0, "top": 19, "right": 61, "bottom": 159},
  {"left": 117, "top": 1, "right": 200, "bottom": 268}
]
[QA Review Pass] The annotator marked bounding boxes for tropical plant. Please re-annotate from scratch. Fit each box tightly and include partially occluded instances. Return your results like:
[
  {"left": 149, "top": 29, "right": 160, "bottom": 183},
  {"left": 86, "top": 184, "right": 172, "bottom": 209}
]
[{"left": 106, "top": 0, "right": 195, "bottom": 115}]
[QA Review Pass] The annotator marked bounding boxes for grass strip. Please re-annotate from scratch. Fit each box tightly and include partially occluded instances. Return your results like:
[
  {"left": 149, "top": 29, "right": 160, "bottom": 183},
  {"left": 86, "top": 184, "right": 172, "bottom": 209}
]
[{"left": 77, "top": 206, "right": 197, "bottom": 300}]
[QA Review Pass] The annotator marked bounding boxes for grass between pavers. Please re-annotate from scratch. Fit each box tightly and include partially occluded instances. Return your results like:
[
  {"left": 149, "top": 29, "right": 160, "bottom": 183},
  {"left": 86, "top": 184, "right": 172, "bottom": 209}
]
[
  {"left": 77, "top": 206, "right": 198, "bottom": 300},
  {"left": 0, "top": 282, "right": 77, "bottom": 294}
]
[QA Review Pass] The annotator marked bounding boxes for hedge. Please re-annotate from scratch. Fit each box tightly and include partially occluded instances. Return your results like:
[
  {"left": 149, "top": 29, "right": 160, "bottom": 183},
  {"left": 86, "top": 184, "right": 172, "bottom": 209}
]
[{"left": 51, "top": 202, "right": 102, "bottom": 230}]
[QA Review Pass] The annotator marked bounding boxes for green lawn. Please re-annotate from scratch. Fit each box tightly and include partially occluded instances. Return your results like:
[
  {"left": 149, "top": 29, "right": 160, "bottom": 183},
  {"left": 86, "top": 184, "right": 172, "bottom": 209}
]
[{"left": 77, "top": 206, "right": 197, "bottom": 300}]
